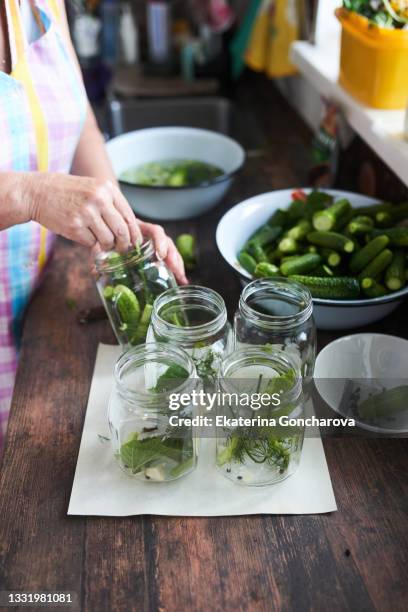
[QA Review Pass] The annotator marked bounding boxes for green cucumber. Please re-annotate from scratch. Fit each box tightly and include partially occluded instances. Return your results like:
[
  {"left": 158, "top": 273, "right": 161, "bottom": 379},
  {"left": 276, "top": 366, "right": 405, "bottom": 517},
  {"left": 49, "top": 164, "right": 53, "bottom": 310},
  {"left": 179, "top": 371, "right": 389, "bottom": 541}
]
[
  {"left": 307, "top": 231, "right": 354, "bottom": 253},
  {"left": 353, "top": 202, "right": 392, "bottom": 217},
  {"left": 287, "top": 219, "right": 312, "bottom": 241},
  {"left": 321, "top": 248, "right": 341, "bottom": 267},
  {"left": 103, "top": 285, "right": 115, "bottom": 300},
  {"left": 238, "top": 251, "right": 257, "bottom": 275},
  {"left": 312, "top": 198, "right": 351, "bottom": 232},
  {"left": 347, "top": 215, "right": 374, "bottom": 234},
  {"left": 278, "top": 236, "right": 298, "bottom": 254},
  {"left": 289, "top": 275, "right": 360, "bottom": 299},
  {"left": 391, "top": 202, "right": 408, "bottom": 222},
  {"left": 268, "top": 209, "right": 288, "bottom": 227},
  {"left": 375, "top": 211, "right": 393, "bottom": 228},
  {"left": 385, "top": 250, "right": 406, "bottom": 291},
  {"left": 280, "top": 253, "right": 321, "bottom": 276},
  {"left": 358, "top": 249, "right": 393, "bottom": 282},
  {"left": 254, "top": 262, "right": 280, "bottom": 278},
  {"left": 357, "top": 385, "right": 408, "bottom": 419},
  {"left": 372, "top": 227, "right": 408, "bottom": 247},
  {"left": 246, "top": 224, "right": 282, "bottom": 249},
  {"left": 130, "top": 303, "right": 153, "bottom": 345},
  {"left": 247, "top": 242, "right": 269, "bottom": 263},
  {"left": 114, "top": 285, "right": 141, "bottom": 325},
  {"left": 176, "top": 234, "right": 196, "bottom": 270},
  {"left": 349, "top": 235, "right": 389, "bottom": 273},
  {"left": 360, "top": 278, "right": 387, "bottom": 298}
]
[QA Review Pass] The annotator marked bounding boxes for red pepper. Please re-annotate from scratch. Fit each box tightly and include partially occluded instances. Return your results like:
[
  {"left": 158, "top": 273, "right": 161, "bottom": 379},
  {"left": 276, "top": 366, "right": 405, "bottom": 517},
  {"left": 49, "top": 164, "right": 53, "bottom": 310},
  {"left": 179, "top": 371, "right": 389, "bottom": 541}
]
[{"left": 291, "top": 189, "right": 307, "bottom": 202}]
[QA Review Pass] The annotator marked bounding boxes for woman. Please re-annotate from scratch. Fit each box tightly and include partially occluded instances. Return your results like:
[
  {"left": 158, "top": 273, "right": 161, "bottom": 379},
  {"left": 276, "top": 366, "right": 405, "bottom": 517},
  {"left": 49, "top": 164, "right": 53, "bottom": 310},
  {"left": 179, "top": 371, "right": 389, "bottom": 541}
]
[{"left": 0, "top": 0, "right": 187, "bottom": 453}]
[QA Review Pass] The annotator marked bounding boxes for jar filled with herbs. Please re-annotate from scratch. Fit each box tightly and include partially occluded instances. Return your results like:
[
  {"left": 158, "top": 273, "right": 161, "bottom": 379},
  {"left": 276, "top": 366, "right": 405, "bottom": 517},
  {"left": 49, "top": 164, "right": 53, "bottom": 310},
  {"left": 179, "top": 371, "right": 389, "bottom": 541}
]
[
  {"left": 95, "top": 239, "right": 176, "bottom": 347},
  {"left": 108, "top": 343, "right": 198, "bottom": 482},
  {"left": 234, "top": 278, "right": 316, "bottom": 385},
  {"left": 216, "top": 347, "right": 304, "bottom": 486},
  {"left": 148, "top": 285, "right": 232, "bottom": 387}
]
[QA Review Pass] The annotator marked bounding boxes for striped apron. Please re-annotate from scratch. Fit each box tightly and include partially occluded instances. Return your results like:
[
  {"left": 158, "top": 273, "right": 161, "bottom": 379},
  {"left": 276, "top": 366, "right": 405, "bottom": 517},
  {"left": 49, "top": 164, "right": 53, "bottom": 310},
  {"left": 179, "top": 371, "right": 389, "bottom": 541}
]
[{"left": 0, "top": 0, "right": 87, "bottom": 452}]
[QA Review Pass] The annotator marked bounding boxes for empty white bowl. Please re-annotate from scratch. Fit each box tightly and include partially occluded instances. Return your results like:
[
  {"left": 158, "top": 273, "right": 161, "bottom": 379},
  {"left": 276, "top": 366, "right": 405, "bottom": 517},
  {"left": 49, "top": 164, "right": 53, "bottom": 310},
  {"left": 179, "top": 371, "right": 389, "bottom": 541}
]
[
  {"left": 106, "top": 127, "right": 245, "bottom": 220},
  {"left": 314, "top": 333, "right": 408, "bottom": 433},
  {"left": 216, "top": 188, "right": 408, "bottom": 330}
]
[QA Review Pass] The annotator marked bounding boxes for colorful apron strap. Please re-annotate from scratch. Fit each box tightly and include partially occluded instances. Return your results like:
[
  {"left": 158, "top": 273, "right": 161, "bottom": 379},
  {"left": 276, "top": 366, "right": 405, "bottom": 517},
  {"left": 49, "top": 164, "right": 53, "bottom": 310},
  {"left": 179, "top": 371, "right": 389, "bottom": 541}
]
[
  {"left": 46, "top": 0, "right": 61, "bottom": 23},
  {"left": 5, "top": 0, "right": 50, "bottom": 269}
]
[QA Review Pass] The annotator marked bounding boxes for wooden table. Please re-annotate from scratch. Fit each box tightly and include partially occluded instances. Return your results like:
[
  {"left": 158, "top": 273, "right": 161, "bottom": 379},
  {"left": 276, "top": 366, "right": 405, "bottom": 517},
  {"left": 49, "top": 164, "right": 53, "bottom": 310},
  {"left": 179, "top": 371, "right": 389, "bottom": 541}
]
[{"left": 1, "top": 84, "right": 407, "bottom": 612}]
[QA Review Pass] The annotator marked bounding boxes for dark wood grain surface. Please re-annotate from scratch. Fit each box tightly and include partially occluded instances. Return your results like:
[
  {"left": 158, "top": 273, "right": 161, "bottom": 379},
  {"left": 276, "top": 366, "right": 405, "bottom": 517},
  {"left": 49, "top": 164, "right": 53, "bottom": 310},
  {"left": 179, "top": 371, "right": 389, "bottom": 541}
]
[{"left": 1, "top": 82, "right": 407, "bottom": 612}]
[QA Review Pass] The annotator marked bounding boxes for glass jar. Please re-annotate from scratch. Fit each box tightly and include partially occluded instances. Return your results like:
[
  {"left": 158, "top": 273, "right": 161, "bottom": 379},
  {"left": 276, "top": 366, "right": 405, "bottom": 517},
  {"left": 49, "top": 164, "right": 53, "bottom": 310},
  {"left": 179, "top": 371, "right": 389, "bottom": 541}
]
[
  {"left": 108, "top": 343, "right": 198, "bottom": 482},
  {"left": 234, "top": 278, "right": 316, "bottom": 384},
  {"left": 216, "top": 347, "right": 305, "bottom": 486},
  {"left": 95, "top": 239, "right": 176, "bottom": 348},
  {"left": 148, "top": 285, "right": 232, "bottom": 387}
]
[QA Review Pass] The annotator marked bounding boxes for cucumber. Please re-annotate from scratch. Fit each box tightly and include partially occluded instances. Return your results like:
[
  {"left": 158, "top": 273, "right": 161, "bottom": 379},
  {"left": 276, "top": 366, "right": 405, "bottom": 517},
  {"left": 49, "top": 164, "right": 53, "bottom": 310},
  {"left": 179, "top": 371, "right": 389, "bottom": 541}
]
[
  {"left": 321, "top": 248, "right": 341, "bottom": 267},
  {"left": 289, "top": 275, "right": 360, "bottom": 299},
  {"left": 103, "top": 285, "right": 115, "bottom": 300},
  {"left": 349, "top": 235, "right": 389, "bottom": 273},
  {"left": 307, "top": 231, "right": 354, "bottom": 253},
  {"left": 268, "top": 209, "right": 288, "bottom": 227},
  {"left": 372, "top": 227, "right": 408, "bottom": 247},
  {"left": 360, "top": 278, "right": 387, "bottom": 298},
  {"left": 254, "top": 262, "right": 280, "bottom": 278},
  {"left": 280, "top": 253, "right": 321, "bottom": 276},
  {"left": 385, "top": 250, "right": 406, "bottom": 291},
  {"left": 353, "top": 202, "right": 392, "bottom": 217},
  {"left": 312, "top": 198, "right": 351, "bottom": 232},
  {"left": 391, "top": 202, "right": 408, "bottom": 222},
  {"left": 247, "top": 242, "right": 269, "bottom": 263},
  {"left": 130, "top": 303, "right": 153, "bottom": 345},
  {"left": 114, "top": 285, "right": 141, "bottom": 325},
  {"left": 238, "top": 251, "right": 257, "bottom": 275},
  {"left": 287, "top": 219, "right": 311, "bottom": 241},
  {"left": 278, "top": 236, "right": 298, "bottom": 254},
  {"left": 246, "top": 224, "right": 282, "bottom": 249},
  {"left": 358, "top": 249, "right": 393, "bottom": 282},
  {"left": 347, "top": 217, "right": 374, "bottom": 235},
  {"left": 357, "top": 385, "right": 408, "bottom": 419},
  {"left": 175, "top": 234, "right": 196, "bottom": 270},
  {"left": 375, "top": 211, "right": 393, "bottom": 228}
]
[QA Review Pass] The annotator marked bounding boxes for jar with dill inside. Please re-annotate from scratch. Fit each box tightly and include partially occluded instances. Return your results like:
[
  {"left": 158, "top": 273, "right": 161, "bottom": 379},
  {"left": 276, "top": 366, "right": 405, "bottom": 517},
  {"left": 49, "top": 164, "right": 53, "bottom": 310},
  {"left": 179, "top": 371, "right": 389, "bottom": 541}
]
[
  {"left": 147, "top": 285, "right": 232, "bottom": 387},
  {"left": 95, "top": 240, "right": 176, "bottom": 347},
  {"left": 216, "top": 347, "right": 305, "bottom": 486},
  {"left": 108, "top": 343, "right": 198, "bottom": 482},
  {"left": 234, "top": 278, "right": 316, "bottom": 388}
]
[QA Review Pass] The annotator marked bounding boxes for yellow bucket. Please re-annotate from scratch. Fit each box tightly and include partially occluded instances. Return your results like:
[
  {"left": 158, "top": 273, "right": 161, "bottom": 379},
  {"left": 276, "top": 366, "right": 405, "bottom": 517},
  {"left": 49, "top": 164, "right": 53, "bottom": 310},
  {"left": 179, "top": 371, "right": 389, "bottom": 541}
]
[{"left": 336, "top": 7, "right": 408, "bottom": 109}]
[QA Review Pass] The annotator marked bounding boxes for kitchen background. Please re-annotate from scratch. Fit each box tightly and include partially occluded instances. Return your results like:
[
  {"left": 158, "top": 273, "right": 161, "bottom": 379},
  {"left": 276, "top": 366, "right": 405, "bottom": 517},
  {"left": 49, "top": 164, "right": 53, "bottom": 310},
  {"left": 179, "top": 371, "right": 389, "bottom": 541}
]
[{"left": 66, "top": 0, "right": 408, "bottom": 201}]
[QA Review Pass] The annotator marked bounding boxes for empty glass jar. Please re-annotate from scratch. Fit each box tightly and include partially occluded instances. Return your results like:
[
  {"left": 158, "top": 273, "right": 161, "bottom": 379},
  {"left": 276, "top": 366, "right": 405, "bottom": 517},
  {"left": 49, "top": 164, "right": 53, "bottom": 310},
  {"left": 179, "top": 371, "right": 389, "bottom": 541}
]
[
  {"left": 95, "top": 239, "right": 176, "bottom": 348},
  {"left": 148, "top": 285, "right": 232, "bottom": 387},
  {"left": 108, "top": 343, "right": 198, "bottom": 482},
  {"left": 216, "top": 347, "right": 305, "bottom": 486},
  {"left": 234, "top": 278, "right": 316, "bottom": 385}
]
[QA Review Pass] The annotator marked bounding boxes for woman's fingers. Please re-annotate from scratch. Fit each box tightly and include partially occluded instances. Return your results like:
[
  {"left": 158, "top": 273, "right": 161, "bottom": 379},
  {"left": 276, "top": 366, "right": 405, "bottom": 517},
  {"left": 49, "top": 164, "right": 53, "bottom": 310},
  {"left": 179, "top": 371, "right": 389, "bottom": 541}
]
[
  {"left": 108, "top": 182, "right": 142, "bottom": 247},
  {"left": 165, "top": 237, "right": 188, "bottom": 285},
  {"left": 76, "top": 226, "right": 97, "bottom": 249},
  {"left": 88, "top": 217, "right": 115, "bottom": 251},
  {"left": 138, "top": 221, "right": 168, "bottom": 259},
  {"left": 101, "top": 206, "right": 131, "bottom": 252}
]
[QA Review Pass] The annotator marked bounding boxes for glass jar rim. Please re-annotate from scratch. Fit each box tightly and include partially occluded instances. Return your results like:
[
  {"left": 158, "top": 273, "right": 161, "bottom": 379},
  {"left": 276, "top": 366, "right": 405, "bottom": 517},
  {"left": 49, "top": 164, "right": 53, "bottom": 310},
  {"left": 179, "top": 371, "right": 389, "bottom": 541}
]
[
  {"left": 239, "top": 277, "right": 313, "bottom": 330},
  {"left": 220, "top": 346, "right": 302, "bottom": 401},
  {"left": 151, "top": 285, "right": 228, "bottom": 342},
  {"left": 95, "top": 238, "right": 154, "bottom": 273},
  {"left": 114, "top": 342, "right": 196, "bottom": 408}
]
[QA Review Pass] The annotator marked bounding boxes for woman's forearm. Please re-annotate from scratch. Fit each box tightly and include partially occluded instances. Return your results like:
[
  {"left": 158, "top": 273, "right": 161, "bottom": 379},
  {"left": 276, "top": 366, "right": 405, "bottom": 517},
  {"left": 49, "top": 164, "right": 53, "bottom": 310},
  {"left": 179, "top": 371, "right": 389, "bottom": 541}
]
[
  {"left": 70, "top": 105, "right": 118, "bottom": 183},
  {"left": 0, "top": 173, "right": 30, "bottom": 230}
]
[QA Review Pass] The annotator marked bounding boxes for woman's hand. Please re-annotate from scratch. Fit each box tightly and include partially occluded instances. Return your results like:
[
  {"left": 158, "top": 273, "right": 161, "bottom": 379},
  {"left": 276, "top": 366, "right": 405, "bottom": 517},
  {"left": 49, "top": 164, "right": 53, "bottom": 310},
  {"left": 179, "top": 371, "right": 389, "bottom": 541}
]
[{"left": 22, "top": 172, "right": 188, "bottom": 284}]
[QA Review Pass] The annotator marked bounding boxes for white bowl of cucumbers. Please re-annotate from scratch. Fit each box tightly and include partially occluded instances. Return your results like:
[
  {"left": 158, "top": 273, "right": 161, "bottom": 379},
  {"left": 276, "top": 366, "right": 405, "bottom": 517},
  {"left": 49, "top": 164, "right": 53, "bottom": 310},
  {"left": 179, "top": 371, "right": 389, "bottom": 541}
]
[{"left": 216, "top": 188, "right": 408, "bottom": 330}]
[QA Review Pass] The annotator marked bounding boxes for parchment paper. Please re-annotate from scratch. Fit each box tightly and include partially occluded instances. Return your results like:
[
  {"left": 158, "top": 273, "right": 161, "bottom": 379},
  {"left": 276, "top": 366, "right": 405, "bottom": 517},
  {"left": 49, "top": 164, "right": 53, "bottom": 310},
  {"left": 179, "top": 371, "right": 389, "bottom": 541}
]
[{"left": 68, "top": 344, "right": 337, "bottom": 517}]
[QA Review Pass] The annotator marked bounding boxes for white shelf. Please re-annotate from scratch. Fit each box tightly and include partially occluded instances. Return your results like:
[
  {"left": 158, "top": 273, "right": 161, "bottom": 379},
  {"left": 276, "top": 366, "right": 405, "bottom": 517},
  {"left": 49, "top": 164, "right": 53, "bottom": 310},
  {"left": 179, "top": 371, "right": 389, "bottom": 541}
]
[{"left": 290, "top": 41, "right": 408, "bottom": 188}]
